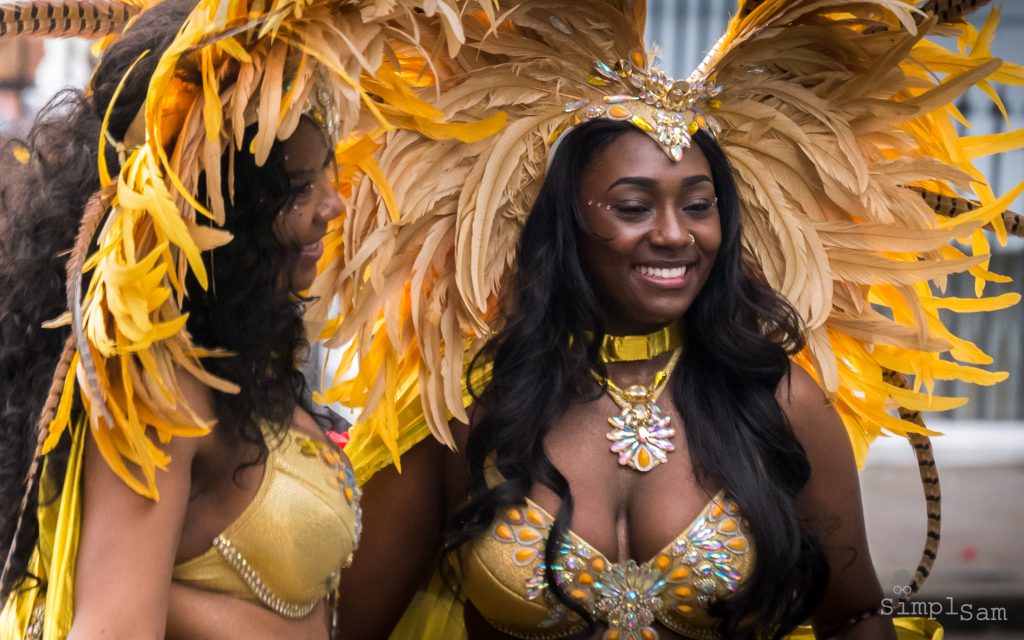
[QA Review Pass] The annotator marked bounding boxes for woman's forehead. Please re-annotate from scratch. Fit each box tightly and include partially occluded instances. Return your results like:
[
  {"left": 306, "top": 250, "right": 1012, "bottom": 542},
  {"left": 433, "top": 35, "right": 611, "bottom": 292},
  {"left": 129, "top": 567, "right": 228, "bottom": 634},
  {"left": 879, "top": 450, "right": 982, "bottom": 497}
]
[
  {"left": 282, "top": 118, "right": 331, "bottom": 175},
  {"left": 585, "top": 130, "right": 712, "bottom": 186}
]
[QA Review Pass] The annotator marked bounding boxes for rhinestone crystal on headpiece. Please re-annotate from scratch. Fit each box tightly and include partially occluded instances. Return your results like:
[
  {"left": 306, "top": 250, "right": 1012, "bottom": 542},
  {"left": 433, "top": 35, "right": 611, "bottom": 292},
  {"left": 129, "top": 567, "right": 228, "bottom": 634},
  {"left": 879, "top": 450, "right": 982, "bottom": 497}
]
[{"left": 561, "top": 49, "right": 722, "bottom": 161}]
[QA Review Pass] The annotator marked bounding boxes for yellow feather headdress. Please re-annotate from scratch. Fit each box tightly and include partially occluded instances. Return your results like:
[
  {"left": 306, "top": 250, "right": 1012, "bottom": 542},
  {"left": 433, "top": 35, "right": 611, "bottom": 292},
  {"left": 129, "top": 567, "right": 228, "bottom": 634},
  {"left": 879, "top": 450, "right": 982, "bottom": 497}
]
[
  {"left": 2, "top": 0, "right": 513, "bottom": 604},
  {"left": 318, "top": 0, "right": 1023, "bottom": 482},
  {"left": 1, "top": 0, "right": 509, "bottom": 504}
]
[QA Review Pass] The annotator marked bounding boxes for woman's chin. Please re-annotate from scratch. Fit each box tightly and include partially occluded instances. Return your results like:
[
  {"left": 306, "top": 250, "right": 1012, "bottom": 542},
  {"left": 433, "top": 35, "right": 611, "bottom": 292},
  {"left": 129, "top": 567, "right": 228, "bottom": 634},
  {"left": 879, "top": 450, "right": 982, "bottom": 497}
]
[{"left": 290, "top": 270, "right": 317, "bottom": 293}]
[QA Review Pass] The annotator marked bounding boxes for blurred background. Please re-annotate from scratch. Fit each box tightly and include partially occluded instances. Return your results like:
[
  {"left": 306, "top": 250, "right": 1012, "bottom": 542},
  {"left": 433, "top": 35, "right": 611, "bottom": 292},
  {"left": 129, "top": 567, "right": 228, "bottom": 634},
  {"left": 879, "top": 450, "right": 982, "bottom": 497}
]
[{"left": 2, "top": 2, "right": 1021, "bottom": 637}]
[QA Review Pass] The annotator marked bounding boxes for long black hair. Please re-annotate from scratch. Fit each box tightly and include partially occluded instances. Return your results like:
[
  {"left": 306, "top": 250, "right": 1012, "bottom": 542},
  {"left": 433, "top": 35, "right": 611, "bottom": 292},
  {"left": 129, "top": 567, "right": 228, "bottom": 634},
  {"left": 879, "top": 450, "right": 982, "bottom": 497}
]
[
  {"left": 1, "top": 0, "right": 314, "bottom": 599},
  {"left": 446, "top": 119, "right": 829, "bottom": 638}
]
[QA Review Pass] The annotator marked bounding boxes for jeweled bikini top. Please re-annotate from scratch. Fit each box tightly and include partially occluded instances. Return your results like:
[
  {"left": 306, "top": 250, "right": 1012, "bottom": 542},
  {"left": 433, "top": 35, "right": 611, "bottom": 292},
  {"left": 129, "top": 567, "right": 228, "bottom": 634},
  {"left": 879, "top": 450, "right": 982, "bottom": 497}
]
[
  {"left": 173, "top": 429, "right": 361, "bottom": 617},
  {"left": 456, "top": 463, "right": 754, "bottom": 640}
]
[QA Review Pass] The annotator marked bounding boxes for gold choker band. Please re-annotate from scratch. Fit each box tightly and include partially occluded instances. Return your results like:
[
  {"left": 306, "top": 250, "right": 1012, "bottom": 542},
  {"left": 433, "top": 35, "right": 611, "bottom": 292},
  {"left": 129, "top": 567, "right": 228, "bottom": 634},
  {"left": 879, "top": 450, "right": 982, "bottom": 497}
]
[{"left": 596, "top": 324, "right": 683, "bottom": 363}]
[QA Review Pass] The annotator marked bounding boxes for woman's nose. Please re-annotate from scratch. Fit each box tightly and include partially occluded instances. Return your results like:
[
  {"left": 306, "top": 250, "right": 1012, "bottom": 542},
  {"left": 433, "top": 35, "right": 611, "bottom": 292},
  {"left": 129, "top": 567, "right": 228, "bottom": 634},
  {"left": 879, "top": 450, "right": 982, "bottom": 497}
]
[{"left": 648, "top": 209, "right": 692, "bottom": 248}]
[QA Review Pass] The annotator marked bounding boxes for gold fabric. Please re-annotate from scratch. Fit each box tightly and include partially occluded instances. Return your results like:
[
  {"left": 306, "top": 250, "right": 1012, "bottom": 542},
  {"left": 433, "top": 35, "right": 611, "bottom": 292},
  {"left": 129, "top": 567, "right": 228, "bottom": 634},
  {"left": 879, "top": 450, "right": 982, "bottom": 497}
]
[
  {"left": 173, "top": 431, "right": 360, "bottom": 609},
  {"left": 0, "top": 419, "right": 86, "bottom": 640}
]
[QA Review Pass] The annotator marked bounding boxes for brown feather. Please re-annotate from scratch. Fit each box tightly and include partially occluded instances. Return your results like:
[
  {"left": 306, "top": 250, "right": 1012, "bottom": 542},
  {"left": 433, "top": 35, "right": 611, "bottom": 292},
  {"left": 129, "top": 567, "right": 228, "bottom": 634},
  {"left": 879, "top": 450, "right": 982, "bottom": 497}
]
[
  {"left": 919, "top": 0, "right": 992, "bottom": 23},
  {"left": 911, "top": 187, "right": 1023, "bottom": 237},
  {"left": 0, "top": 0, "right": 137, "bottom": 38}
]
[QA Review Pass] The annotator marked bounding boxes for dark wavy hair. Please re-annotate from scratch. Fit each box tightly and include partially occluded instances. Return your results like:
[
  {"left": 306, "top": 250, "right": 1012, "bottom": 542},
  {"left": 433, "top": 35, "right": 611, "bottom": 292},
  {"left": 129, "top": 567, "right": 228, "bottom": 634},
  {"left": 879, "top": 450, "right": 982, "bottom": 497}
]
[
  {"left": 446, "top": 119, "right": 829, "bottom": 638},
  {"left": 1, "top": 0, "right": 314, "bottom": 599}
]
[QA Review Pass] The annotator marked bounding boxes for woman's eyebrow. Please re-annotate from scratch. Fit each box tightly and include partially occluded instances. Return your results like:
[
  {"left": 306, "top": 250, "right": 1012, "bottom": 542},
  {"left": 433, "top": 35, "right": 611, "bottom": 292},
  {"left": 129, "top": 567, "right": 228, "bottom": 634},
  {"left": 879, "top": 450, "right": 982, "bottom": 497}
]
[
  {"left": 606, "top": 174, "right": 712, "bottom": 191},
  {"left": 287, "top": 168, "right": 319, "bottom": 183}
]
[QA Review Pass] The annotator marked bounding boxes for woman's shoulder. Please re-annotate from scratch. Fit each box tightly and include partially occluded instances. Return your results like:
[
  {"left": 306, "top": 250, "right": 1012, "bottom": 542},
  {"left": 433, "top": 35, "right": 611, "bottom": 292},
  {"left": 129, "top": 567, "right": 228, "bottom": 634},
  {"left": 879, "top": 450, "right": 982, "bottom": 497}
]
[{"left": 776, "top": 360, "right": 851, "bottom": 454}]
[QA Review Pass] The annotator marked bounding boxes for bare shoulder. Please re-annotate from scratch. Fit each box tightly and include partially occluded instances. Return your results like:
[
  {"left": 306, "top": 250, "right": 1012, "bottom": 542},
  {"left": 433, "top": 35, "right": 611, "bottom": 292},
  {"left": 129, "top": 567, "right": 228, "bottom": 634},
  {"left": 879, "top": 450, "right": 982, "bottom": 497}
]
[{"left": 776, "top": 361, "right": 849, "bottom": 453}]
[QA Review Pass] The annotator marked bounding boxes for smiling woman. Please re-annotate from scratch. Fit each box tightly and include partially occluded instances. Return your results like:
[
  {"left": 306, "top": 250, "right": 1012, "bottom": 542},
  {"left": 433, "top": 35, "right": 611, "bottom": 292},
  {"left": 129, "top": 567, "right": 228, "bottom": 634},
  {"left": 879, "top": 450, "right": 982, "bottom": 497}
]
[
  {"left": 326, "top": 1, "right": 1021, "bottom": 639},
  {"left": 274, "top": 119, "right": 343, "bottom": 292}
]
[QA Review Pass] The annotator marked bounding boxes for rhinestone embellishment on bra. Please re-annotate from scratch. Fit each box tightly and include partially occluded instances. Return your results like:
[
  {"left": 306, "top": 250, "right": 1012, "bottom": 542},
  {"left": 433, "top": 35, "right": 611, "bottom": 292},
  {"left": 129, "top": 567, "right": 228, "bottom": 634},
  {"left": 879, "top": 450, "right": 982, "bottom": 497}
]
[{"left": 213, "top": 535, "right": 322, "bottom": 618}]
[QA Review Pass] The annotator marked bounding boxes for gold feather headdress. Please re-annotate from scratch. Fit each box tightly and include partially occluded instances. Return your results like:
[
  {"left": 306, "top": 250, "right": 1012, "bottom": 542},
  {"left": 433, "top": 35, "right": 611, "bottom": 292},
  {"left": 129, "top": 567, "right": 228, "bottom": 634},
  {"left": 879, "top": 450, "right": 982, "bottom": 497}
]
[
  {"left": 317, "top": 0, "right": 1023, "bottom": 480},
  {"left": 0, "top": 0, "right": 508, "bottom": 596}
]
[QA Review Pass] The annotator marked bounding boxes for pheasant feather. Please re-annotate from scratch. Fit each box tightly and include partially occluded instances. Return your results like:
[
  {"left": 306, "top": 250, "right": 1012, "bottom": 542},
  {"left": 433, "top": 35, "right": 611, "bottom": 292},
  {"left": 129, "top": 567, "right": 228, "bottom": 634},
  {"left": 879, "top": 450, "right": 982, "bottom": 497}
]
[{"left": 0, "top": 0, "right": 138, "bottom": 38}]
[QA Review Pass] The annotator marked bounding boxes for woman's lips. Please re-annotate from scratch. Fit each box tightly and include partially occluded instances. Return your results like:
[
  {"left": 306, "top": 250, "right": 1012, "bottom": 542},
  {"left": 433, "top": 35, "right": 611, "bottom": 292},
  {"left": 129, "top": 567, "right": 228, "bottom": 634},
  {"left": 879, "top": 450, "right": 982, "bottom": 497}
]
[
  {"left": 299, "top": 239, "right": 324, "bottom": 261},
  {"left": 634, "top": 264, "right": 690, "bottom": 288}
]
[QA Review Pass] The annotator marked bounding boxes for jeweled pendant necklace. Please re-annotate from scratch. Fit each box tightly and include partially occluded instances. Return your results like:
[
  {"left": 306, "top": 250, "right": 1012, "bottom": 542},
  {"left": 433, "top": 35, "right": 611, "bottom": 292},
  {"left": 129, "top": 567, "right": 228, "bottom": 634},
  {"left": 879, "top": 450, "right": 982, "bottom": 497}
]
[{"left": 593, "top": 347, "right": 682, "bottom": 472}]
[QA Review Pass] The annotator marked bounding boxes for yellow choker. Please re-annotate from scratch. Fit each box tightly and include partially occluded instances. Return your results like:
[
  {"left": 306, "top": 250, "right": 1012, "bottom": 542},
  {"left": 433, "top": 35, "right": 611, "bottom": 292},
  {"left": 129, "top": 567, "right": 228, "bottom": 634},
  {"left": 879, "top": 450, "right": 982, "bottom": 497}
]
[{"left": 597, "top": 325, "right": 683, "bottom": 362}]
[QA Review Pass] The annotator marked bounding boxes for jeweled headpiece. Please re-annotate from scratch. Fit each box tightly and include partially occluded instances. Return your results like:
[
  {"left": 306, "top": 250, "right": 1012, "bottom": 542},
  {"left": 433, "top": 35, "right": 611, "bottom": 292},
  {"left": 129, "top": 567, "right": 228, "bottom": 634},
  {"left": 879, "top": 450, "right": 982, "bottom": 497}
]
[{"left": 558, "top": 51, "right": 722, "bottom": 161}]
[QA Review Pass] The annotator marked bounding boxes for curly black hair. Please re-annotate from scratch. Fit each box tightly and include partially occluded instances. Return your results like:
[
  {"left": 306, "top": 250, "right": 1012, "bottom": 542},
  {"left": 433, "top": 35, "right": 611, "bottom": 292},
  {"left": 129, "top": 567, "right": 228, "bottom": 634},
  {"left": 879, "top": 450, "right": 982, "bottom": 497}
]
[
  {"left": 1, "top": 0, "right": 318, "bottom": 599},
  {"left": 445, "top": 120, "right": 829, "bottom": 639}
]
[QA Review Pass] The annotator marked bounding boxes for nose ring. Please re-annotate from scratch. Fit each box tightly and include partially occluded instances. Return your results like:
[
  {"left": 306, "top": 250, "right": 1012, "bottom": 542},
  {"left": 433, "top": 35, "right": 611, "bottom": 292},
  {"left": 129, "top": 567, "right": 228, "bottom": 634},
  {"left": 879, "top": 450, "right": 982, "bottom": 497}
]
[{"left": 685, "top": 233, "right": 696, "bottom": 247}]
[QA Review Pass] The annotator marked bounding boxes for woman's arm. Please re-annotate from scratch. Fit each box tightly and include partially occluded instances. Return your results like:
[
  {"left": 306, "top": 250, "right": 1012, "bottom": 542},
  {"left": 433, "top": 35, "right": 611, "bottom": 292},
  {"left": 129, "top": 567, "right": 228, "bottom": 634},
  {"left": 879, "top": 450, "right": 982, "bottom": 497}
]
[
  {"left": 69, "top": 428, "right": 199, "bottom": 639},
  {"left": 166, "top": 584, "right": 329, "bottom": 640},
  {"left": 334, "top": 435, "right": 449, "bottom": 640},
  {"left": 778, "top": 364, "right": 897, "bottom": 640}
]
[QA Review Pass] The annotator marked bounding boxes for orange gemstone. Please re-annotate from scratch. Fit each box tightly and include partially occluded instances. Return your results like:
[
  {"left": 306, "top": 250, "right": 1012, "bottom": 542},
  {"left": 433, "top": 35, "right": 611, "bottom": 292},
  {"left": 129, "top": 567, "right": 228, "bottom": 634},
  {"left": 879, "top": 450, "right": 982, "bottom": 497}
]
[
  {"left": 592, "top": 557, "right": 607, "bottom": 572},
  {"left": 630, "top": 49, "right": 645, "bottom": 68},
  {"left": 579, "top": 572, "right": 594, "bottom": 585},
  {"left": 515, "top": 548, "right": 538, "bottom": 564},
  {"left": 526, "top": 509, "right": 545, "bottom": 526},
  {"left": 642, "top": 631, "right": 655, "bottom": 640},
  {"left": 710, "top": 503, "right": 724, "bottom": 519},
  {"left": 608, "top": 104, "right": 631, "bottom": 120},
  {"left": 677, "top": 604, "right": 695, "bottom": 615},
  {"left": 637, "top": 448, "right": 651, "bottom": 468},
  {"left": 607, "top": 631, "right": 620, "bottom": 640},
  {"left": 494, "top": 524, "right": 514, "bottom": 541},
  {"left": 669, "top": 566, "right": 690, "bottom": 581},
  {"left": 655, "top": 554, "right": 671, "bottom": 570},
  {"left": 726, "top": 537, "right": 748, "bottom": 551},
  {"left": 519, "top": 528, "right": 541, "bottom": 543},
  {"left": 674, "top": 586, "right": 693, "bottom": 598},
  {"left": 719, "top": 518, "right": 738, "bottom": 533},
  {"left": 505, "top": 508, "right": 523, "bottom": 523},
  {"left": 570, "top": 588, "right": 587, "bottom": 600}
]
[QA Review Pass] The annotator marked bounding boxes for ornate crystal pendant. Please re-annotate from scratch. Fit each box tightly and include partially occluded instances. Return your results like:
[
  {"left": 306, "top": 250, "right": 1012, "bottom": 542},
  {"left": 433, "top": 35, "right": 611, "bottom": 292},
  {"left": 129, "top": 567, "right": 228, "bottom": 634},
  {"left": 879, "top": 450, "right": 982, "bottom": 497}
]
[{"left": 606, "top": 384, "right": 675, "bottom": 472}]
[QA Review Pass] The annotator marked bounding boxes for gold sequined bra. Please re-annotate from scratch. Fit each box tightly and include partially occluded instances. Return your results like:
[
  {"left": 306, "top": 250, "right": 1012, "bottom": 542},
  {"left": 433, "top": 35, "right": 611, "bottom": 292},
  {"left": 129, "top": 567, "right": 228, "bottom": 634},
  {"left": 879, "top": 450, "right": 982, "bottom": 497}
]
[
  {"left": 458, "top": 468, "right": 754, "bottom": 640},
  {"left": 172, "top": 430, "right": 361, "bottom": 617}
]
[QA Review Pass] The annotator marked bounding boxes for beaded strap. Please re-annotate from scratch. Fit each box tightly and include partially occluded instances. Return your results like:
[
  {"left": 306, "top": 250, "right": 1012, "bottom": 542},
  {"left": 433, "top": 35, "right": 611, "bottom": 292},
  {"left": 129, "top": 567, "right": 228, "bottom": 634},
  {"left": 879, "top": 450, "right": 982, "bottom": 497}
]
[{"left": 213, "top": 535, "right": 320, "bottom": 619}]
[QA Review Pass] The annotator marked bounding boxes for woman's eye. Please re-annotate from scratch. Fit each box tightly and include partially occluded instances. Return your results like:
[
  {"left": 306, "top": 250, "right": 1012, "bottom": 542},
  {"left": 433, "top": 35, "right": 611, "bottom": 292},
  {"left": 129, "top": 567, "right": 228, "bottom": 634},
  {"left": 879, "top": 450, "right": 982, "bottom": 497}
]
[
  {"left": 614, "top": 202, "right": 651, "bottom": 215},
  {"left": 293, "top": 182, "right": 315, "bottom": 198},
  {"left": 684, "top": 199, "right": 716, "bottom": 214}
]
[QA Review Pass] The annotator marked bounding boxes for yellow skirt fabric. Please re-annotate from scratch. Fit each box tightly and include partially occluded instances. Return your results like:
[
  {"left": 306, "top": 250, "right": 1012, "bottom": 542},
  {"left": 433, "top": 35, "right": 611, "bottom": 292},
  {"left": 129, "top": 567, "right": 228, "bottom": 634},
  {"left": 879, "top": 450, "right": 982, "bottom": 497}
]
[{"left": 0, "top": 420, "right": 86, "bottom": 640}]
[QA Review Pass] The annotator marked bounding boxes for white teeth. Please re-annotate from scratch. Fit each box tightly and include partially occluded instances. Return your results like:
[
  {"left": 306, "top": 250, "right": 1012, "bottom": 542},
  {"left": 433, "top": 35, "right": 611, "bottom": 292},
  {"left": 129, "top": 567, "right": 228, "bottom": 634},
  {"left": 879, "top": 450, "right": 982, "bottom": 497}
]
[{"left": 637, "top": 265, "right": 687, "bottom": 279}]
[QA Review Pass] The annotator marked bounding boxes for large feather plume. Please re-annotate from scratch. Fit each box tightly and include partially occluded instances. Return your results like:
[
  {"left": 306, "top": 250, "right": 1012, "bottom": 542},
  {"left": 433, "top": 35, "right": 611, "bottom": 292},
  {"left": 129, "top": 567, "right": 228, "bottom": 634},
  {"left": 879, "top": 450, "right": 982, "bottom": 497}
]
[
  {"left": 319, "top": 0, "right": 1023, "bottom": 480},
  {"left": 24, "top": 0, "right": 504, "bottom": 500}
]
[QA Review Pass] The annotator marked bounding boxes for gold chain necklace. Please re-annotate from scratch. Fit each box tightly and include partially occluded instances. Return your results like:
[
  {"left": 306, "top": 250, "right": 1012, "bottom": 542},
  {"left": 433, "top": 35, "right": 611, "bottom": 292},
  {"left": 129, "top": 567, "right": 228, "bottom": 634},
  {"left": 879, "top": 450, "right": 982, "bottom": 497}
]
[{"left": 592, "top": 347, "right": 682, "bottom": 472}]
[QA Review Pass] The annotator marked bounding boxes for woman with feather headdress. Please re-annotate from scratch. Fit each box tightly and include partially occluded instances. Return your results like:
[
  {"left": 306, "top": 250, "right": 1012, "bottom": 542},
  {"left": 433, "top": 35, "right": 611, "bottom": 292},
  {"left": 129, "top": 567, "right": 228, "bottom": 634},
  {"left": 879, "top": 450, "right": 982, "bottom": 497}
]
[
  {"left": 0, "top": 0, "right": 504, "bottom": 637},
  {"left": 324, "top": 1, "right": 1023, "bottom": 638}
]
